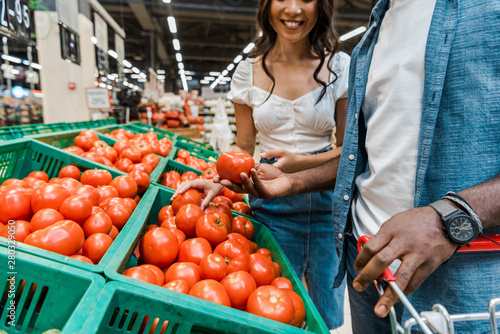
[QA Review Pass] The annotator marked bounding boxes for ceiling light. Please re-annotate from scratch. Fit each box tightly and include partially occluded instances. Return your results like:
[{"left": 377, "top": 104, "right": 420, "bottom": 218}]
[
  {"left": 185, "top": 76, "right": 192, "bottom": 80},
  {"left": 243, "top": 42, "right": 255, "bottom": 54},
  {"left": 176, "top": 53, "right": 182, "bottom": 62},
  {"left": 167, "top": 16, "right": 177, "bottom": 34},
  {"left": 22, "top": 60, "right": 30, "bottom": 66},
  {"left": 31, "top": 63, "right": 42, "bottom": 70},
  {"left": 131, "top": 74, "right": 141, "bottom": 79},
  {"left": 99, "top": 82, "right": 106, "bottom": 88},
  {"left": 163, "top": 0, "right": 171, "bottom": 3},
  {"left": 122, "top": 59, "right": 132, "bottom": 68},
  {"left": 108, "top": 50, "right": 118, "bottom": 59},
  {"left": 132, "top": 67, "right": 140, "bottom": 74},
  {"left": 222, "top": 77, "right": 231, "bottom": 81},
  {"left": 178, "top": 63, "right": 184, "bottom": 69},
  {"left": 233, "top": 55, "right": 243, "bottom": 64},
  {"left": 222, "top": 70, "right": 228, "bottom": 76},
  {"left": 158, "top": 75, "right": 166, "bottom": 80},
  {"left": 200, "top": 80, "right": 209, "bottom": 84},
  {"left": 91, "top": 36, "right": 97, "bottom": 44},
  {"left": 227, "top": 63, "right": 235, "bottom": 71},
  {"left": 209, "top": 71, "right": 221, "bottom": 76},
  {"left": 107, "top": 74, "right": 115, "bottom": 80},
  {"left": 172, "top": 39, "right": 180, "bottom": 51},
  {"left": 106, "top": 85, "right": 112, "bottom": 90},
  {"left": 339, "top": 26, "right": 367, "bottom": 41},
  {"left": 123, "top": 68, "right": 133, "bottom": 73},
  {"left": 157, "top": 69, "right": 165, "bottom": 74},
  {"left": 1, "top": 55, "right": 22, "bottom": 63},
  {"left": 184, "top": 71, "right": 194, "bottom": 75},
  {"left": 178, "top": 69, "right": 185, "bottom": 75},
  {"left": 101, "top": 76, "right": 107, "bottom": 82},
  {"left": 204, "top": 76, "right": 215, "bottom": 81}
]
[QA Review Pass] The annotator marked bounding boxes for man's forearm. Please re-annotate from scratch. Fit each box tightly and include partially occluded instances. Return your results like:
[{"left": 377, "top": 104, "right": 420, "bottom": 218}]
[
  {"left": 460, "top": 174, "right": 500, "bottom": 229},
  {"left": 288, "top": 156, "right": 340, "bottom": 195}
]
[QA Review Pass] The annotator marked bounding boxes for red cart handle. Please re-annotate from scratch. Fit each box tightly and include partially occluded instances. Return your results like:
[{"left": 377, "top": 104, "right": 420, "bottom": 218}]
[
  {"left": 357, "top": 235, "right": 396, "bottom": 282},
  {"left": 458, "top": 234, "right": 500, "bottom": 253}
]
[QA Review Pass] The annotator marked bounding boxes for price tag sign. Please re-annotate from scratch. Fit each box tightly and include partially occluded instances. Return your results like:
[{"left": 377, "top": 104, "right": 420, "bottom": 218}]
[
  {"left": 0, "top": 0, "right": 31, "bottom": 44},
  {"left": 85, "top": 88, "right": 111, "bottom": 110}
]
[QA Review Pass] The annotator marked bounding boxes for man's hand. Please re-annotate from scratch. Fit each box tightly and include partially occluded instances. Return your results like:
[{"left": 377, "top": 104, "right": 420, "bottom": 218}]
[{"left": 353, "top": 206, "right": 457, "bottom": 318}]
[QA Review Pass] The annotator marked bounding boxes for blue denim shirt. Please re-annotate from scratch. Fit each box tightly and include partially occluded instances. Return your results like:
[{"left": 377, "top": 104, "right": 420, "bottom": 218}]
[{"left": 333, "top": 0, "right": 500, "bottom": 287}]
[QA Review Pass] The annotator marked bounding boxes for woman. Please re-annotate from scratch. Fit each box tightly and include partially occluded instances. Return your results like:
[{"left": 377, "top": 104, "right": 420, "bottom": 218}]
[{"left": 175, "top": 0, "right": 349, "bottom": 328}]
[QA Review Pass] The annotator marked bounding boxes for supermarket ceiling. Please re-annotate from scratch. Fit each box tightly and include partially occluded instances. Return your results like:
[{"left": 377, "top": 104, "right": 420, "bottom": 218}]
[{"left": 98, "top": 0, "right": 375, "bottom": 87}]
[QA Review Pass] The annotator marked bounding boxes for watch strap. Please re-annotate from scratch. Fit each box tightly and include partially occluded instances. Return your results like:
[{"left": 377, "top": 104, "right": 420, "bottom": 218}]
[
  {"left": 429, "top": 199, "right": 459, "bottom": 218},
  {"left": 443, "top": 192, "right": 483, "bottom": 233}
]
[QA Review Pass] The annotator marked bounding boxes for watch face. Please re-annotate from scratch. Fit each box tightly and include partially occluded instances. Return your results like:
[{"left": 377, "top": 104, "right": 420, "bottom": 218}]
[{"left": 449, "top": 217, "right": 475, "bottom": 242}]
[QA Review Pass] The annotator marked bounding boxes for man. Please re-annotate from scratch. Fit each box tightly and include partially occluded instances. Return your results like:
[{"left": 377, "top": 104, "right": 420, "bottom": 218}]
[{"left": 219, "top": 0, "right": 500, "bottom": 332}]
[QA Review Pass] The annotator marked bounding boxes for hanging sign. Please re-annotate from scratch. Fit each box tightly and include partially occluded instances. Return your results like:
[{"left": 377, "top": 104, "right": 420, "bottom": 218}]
[
  {"left": 0, "top": 0, "right": 32, "bottom": 44},
  {"left": 93, "top": 13, "right": 108, "bottom": 52},
  {"left": 85, "top": 88, "right": 111, "bottom": 109}
]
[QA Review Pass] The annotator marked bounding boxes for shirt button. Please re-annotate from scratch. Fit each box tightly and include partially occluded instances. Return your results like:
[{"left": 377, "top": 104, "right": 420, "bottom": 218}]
[
  {"left": 355, "top": 113, "right": 358, "bottom": 119},
  {"left": 343, "top": 195, "right": 349, "bottom": 201},
  {"left": 338, "top": 233, "right": 343, "bottom": 239},
  {"left": 349, "top": 154, "right": 355, "bottom": 160}
]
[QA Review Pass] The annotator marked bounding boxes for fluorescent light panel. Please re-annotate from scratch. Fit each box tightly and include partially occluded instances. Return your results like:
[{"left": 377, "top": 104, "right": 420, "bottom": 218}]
[
  {"left": 176, "top": 53, "right": 182, "bottom": 62},
  {"left": 233, "top": 55, "right": 243, "bottom": 64},
  {"left": 167, "top": 16, "right": 177, "bottom": 34},
  {"left": 339, "top": 26, "right": 367, "bottom": 41},
  {"left": 243, "top": 42, "right": 255, "bottom": 54},
  {"left": 173, "top": 39, "right": 180, "bottom": 51}
]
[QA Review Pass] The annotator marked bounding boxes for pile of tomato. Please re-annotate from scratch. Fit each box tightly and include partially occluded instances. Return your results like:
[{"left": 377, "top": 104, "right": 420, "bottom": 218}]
[
  {"left": 122, "top": 188, "right": 306, "bottom": 327},
  {"left": 0, "top": 166, "right": 145, "bottom": 265}
]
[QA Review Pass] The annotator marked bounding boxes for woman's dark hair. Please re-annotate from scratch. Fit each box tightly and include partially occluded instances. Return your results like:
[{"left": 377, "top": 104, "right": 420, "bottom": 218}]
[{"left": 249, "top": 0, "right": 340, "bottom": 104}]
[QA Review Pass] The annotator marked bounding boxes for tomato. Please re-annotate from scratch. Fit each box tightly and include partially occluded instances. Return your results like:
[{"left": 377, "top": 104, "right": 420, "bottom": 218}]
[
  {"left": 81, "top": 212, "right": 113, "bottom": 237},
  {"left": 113, "top": 141, "right": 131, "bottom": 156},
  {"left": 274, "top": 262, "right": 281, "bottom": 277},
  {"left": 170, "top": 228, "right": 186, "bottom": 245},
  {"left": 2, "top": 178, "right": 28, "bottom": 188},
  {"left": 128, "top": 170, "right": 150, "bottom": 195},
  {"left": 139, "top": 227, "right": 179, "bottom": 267},
  {"left": 232, "top": 216, "right": 255, "bottom": 240},
  {"left": 141, "top": 264, "right": 165, "bottom": 286},
  {"left": 123, "top": 266, "right": 158, "bottom": 285},
  {"left": 30, "top": 208, "right": 64, "bottom": 232},
  {"left": 93, "top": 140, "right": 109, "bottom": 149},
  {"left": 99, "top": 197, "right": 133, "bottom": 214},
  {"left": 0, "top": 220, "right": 31, "bottom": 242},
  {"left": 249, "top": 253, "right": 276, "bottom": 286},
  {"left": 199, "top": 253, "right": 227, "bottom": 281},
  {"left": 114, "top": 158, "right": 134, "bottom": 173},
  {"left": 283, "top": 289, "right": 306, "bottom": 327},
  {"left": 108, "top": 225, "right": 119, "bottom": 240},
  {"left": 220, "top": 271, "right": 257, "bottom": 309},
  {"left": 31, "top": 183, "right": 69, "bottom": 213},
  {"left": 174, "top": 157, "right": 185, "bottom": 165},
  {"left": 70, "top": 185, "right": 100, "bottom": 206},
  {"left": 174, "top": 204, "right": 204, "bottom": 237},
  {"left": 109, "top": 175, "right": 138, "bottom": 199},
  {"left": 157, "top": 205, "right": 174, "bottom": 224},
  {"left": 127, "top": 163, "right": 153, "bottom": 176},
  {"left": 201, "top": 168, "right": 217, "bottom": 179},
  {"left": 160, "top": 216, "right": 177, "bottom": 230},
  {"left": 163, "top": 279, "right": 190, "bottom": 294},
  {"left": 28, "top": 180, "right": 47, "bottom": 190},
  {"left": 62, "top": 146, "right": 85, "bottom": 156},
  {"left": 156, "top": 144, "right": 171, "bottom": 157},
  {"left": 57, "top": 178, "right": 83, "bottom": 193},
  {"left": 256, "top": 248, "right": 272, "bottom": 260},
  {"left": 135, "top": 142, "right": 153, "bottom": 157},
  {"left": 74, "top": 135, "right": 96, "bottom": 151},
  {"left": 216, "top": 152, "right": 255, "bottom": 184},
  {"left": 120, "top": 147, "right": 142, "bottom": 163},
  {"left": 0, "top": 188, "right": 32, "bottom": 222},
  {"left": 81, "top": 152, "right": 106, "bottom": 165},
  {"left": 177, "top": 237, "right": 212, "bottom": 265},
  {"left": 24, "top": 220, "right": 85, "bottom": 256},
  {"left": 232, "top": 201, "right": 252, "bottom": 216},
  {"left": 213, "top": 239, "right": 250, "bottom": 273},
  {"left": 79, "top": 129, "right": 99, "bottom": 141},
  {"left": 96, "top": 185, "right": 119, "bottom": 204},
  {"left": 226, "top": 233, "right": 253, "bottom": 254},
  {"left": 82, "top": 233, "right": 113, "bottom": 263},
  {"left": 28, "top": 171, "right": 49, "bottom": 182},
  {"left": 162, "top": 171, "right": 181, "bottom": 187},
  {"left": 142, "top": 154, "right": 160, "bottom": 169},
  {"left": 270, "top": 277, "right": 294, "bottom": 290},
  {"left": 176, "top": 149, "right": 190, "bottom": 160},
  {"left": 247, "top": 285, "right": 295, "bottom": 324},
  {"left": 59, "top": 195, "right": 93, "bottom": 222},
  {"left": 164, "top": 262, "right": 201, "bottom": 289},
  {"left": 80, "top": 169, "right": 112, "bottom": 188},
  {"left": 122, "top": 197, "right": 138, "bottom": 212},
  {"left": 104, "top": 205, "right": 130, "bottom": 230},
  {"left": 189, "top": 279, "right": 231, "bottom": 307},
  {"left": 180, "top": 171, "right": 198, "bottom": 182},
  {"left": 195, "top": 213, "right": 229, "bottom": 247},
  {"left": 70, "top": 254, "right": 94, "bottom": 264},
  {"left": 212, "top": 196, "right": 233, "bottom": 208},
  {"left": 223, "top": 188, "right": 245, "bottom": 203},
  {"left": 170, "top": 190, "right": 202, "bottom": 217}
]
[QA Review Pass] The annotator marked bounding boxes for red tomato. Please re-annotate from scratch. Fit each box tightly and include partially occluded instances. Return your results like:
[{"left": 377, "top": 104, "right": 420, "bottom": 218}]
[
  {"left": 160, "top": 216, "right": 177, "bottom": 230},
  {"left": 104, "top": 205, "right": 130, "bottom": 230},
  {"left": 114, "top": 158, "right": 134, "bottom": 173},
  {"left": 91, "top": 206, "right": 104, "bottom": 214},
  {"left": 180, "top": 171, "right": 198, "bottom": 182},
  {"left": 28, "top": 171, "right": 49, "bottom": 182},
  {"left": 80, "top": 169, "right": 112, "bottom": 188},
  {"left": 135, "top": 142, "right": 153, "bottom": 157},
  {"left": 74, "top": 135, "right": 96, "bottom": 151},
  {"left": 209, "top": 203, "right": 232, "bottom": 221},
  {"left": 212, "top": 196, "right": 233, "bottom": 208},
  {"left": 79, "top": 130, "right": 99, "bottom": 141},
  {"left": 122, "top": 197, "right": 138, "bottom": 212},
  {"left": 2, "top": 178, "right": 28, "bottom": 188},
  {"left": 24, "top": 220, "right": 85, "bottom": 256},
  {"left": 213, "top": 239, "right": 250, "bottom": 273},
  {"left": 96, "top": 185, "right": 119, "bottom": 204},
  {"left": 28, "top": 180, "right": 47, "bottom": 190},
  {"left": 164, "top": 262, "right": 201, "bottom": 289},
  {"left": 270, "top": 277, "right": 293, "bottom": 290},
  {"left": 231, "top": 216, "right": 255, "bottom": 240},
  {"left": 127, "top": 163, "right": 153, "bottom": 176},
  {"left": 142, "top": 154, "right": 160, "bottom": 169},
  {"left": 177, "top": 237, "right": 212, "bottom": 265},
  {"left": 0, "top": 188, "right": 32, "bottom": 222},
  {"left": 30, "top": 208, "right": 64, "bottom": 232},
  {"left": 81, "top": 212, "right": 113, "bottom": 237},
  {"left": 141, "top": 264, "right": 165, "bottom": 286},
  {"left": 201, "top": 168, "right": 217, "bottom": 180},
  {"left": 232, "top": 201, "right": 252, "bottom": 216},
  {"left": 226, "top": 233, "right": 253, "bottom": 254},
  {"left": 128, "top": 170, "right": 150, "bottom": 195},
  {"left": 216, "top": 152, "right": 255, "bottom": 184},
  {"left": 274, "top": 262, "right": 281, "bottom": 277},
  {"left": 70, "top": 185, "right": 100, "bottom": 206},
  {"left": 247, "top": 285, "right": 295, "bottom": 324},
  {"left": 199, "top": 253, "right": 227, "bottom": 281},
  {"left": 113, "top": 141, "right": 131, "bottom": 156},
  {"left": 189, "top": 279, "right": 231, "bottom": 307},
  {"left": 62, "top": 146, "right": 85, "bottom": 156},
  {"left": 176, "top": 149, "right": 190, "bottom": 160},
  {"left": 163, "top": 279, "right": 190, "bottom": 294},
  {"left": 120, "top": 147, "right": 142, "bottom": 163},
  {"left": 70, "top": 254, "right": 94, "bottom": 264},
  {"left": 0, "top": 220, "right": 31, "bottom": 242},
  {"left": 56, "top": 178, "right": 82, "bottom": 193},
  {"left": 157, "top": 205, "right": 174, "bottom": 223},
  {"left": 256, "top": 248, "right": 272, "bottom": 260},
  {"left": 93, "top": 140, "right": 108, "bottom": 149},
  {"left": 195, "top": 213, "right": 229, "bottom": 247},
  {"left": 172, "top": 188, "right": 201, "bottom": 214},
  {"left": 108, "top": 225, "right": 119, "bottom": 240},
  {"left": 174, "top": 204, "right": 204, "bottom": 237},
  {"left": 249, "top": 253, "right": 276, "bottom": 286},
  {"left": 220, "top": 271, "right": 257, "bottom": 309},
  {"left": 122, "top": 266, "right": 158, "bottom": 285},
  {"left": 283, "top": 289, "right": 306, "bottom": 327},
  {"left": 170, "top": 228, "right": 186, "bottom": 245},
  {"left": 59, "top": 195, "right": 93, "bottom": 222},
  {"left": 82, "top": 233, "right": 113, "bottom": 263},
  {"left": 109, "top": 175, "right": 138, "bottom": 199},
  {"left": 139, "top": 227, "right": 179, "bottom": 267},
  {"left": 223, "top": 188, "right": 245, "bottom": 203}
]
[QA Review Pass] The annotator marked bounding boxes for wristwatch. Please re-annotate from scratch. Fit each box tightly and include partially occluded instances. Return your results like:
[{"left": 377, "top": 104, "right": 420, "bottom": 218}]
[{"left": 428, "top": 199, "right": 482, "bottom": 246}]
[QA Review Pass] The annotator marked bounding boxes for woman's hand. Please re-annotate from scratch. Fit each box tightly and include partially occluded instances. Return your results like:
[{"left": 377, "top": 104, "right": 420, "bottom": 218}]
[
  {"left": 172, "top": 179, "right": 224, "bottom": 210},
  {"left": 260, "top": 149, "right": 304, "bottom": 173}
]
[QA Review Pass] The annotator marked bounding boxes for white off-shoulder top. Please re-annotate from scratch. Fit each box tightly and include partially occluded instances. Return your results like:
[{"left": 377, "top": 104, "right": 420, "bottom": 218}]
[{"left": 228, "top": 51, "right": 350, "bottom": 155}]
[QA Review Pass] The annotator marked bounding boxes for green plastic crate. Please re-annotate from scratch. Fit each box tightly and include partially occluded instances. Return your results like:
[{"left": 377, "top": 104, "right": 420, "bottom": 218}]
[
  {"left": 175, "top": 135, "right": 215, "bottom": 152},
  {"left": 0, "top": 128, "right": 19, "bottom": 142},
  {"left": 0, "top": 138, "right": 157, "bottom": 274},
  {"left": 175, "top": 141, "right": 219, "bottom": 161},
  {"left": 11, "top": 123, "right": 70, "bottom": 138},
  {"left": 103, "top": 186, "right": 329, "bottom": 334},
  {"left": 0, "top": 247, "right": 105, "bottom": 334},
  {"left": 128, "top": 122, "right": 177, "bottom": 140}
]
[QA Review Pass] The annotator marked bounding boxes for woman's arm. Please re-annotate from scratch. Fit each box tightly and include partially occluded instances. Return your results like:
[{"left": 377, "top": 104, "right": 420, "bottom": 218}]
[{"left": 233, "top": 102, "right": 257, "bottom": 156}]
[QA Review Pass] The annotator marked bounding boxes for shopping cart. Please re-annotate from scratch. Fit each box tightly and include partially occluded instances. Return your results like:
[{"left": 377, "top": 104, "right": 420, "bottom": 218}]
[{"left": 357, "top": 234, "right": 500, "bottom": 334}]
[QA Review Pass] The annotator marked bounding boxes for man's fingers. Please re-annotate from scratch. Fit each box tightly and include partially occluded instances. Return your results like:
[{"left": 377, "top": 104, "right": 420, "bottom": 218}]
[
  {"left": 353, "top": 242, "right": 398, "bottom": 291},
  {"left": 354, "top": 234, "right": 391, "bottom": 272},
  {"left": 374, "top": 284, "right": 400, "bottom": 318}
]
